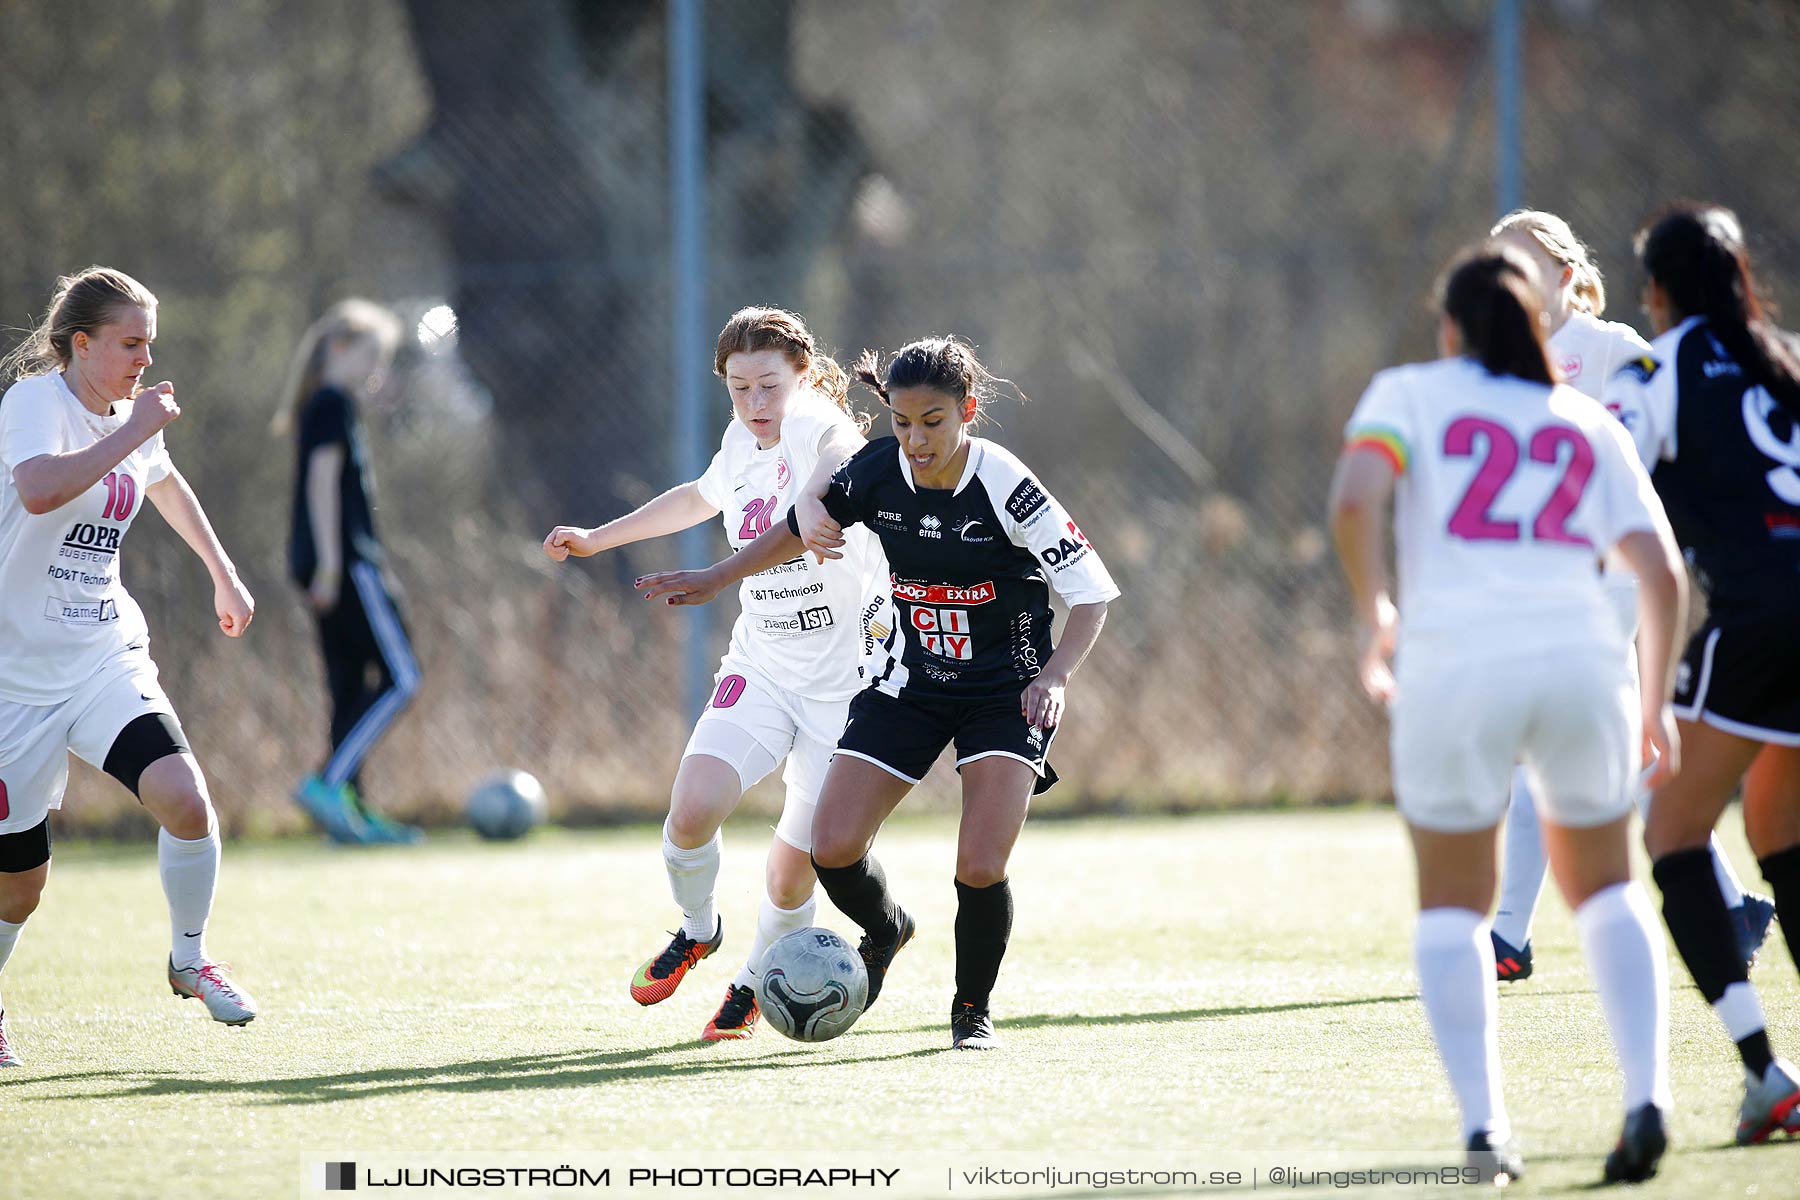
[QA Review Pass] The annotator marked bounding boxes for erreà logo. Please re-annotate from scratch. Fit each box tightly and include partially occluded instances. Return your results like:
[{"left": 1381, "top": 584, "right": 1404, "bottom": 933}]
[{"left": 918, "top": 514, "right": 943, "bottom": 539}]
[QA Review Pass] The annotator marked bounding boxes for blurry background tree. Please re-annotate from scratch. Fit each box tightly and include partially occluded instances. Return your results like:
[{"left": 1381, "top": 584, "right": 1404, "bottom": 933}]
[{"left": 1, "top": 0, "right": 1795, "bottom": 834}]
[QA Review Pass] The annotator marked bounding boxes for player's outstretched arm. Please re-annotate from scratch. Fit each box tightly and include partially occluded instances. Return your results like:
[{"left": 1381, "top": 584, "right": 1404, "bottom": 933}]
[
  {"left": 146, "top": 468, "right": 255, "bottom": 638},
  {"left": 1615, "top": 525, "right": 1688, "bottom": 786},
  {"left": 1328, "top": 447, "right": 1399, "bottom": 703},
  {"left": 543, "top": 480, "right": 719, "bottom": 562},
  {"left": 1021, "top": 601, "right": 1108, "bottom": 729},
  {"left": 793, "top": 427, "right": 864, "bottom": 562},
  {"left": 636, "top": 522, "right": 806, "bottom": 607}
]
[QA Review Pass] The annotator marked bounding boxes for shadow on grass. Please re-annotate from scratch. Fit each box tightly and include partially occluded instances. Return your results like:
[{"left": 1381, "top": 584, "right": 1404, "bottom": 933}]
[
  {"left": 885, "top": 992, "right": 1420, "bottom": 1037},
  {"left": 25, "top": 1039, "right": 947, "bottom": 1106},
  {"left": 18, "top": 992, "right": 1420, "bottom": 1106}
]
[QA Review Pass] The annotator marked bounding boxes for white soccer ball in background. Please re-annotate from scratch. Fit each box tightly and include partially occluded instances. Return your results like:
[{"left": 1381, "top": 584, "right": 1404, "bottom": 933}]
[
  {"left": 466, "top": 770, "right": 547, "bottom": 841},
  {"left": 754, "top": 926, "right": 869, "bottom": 1042}
]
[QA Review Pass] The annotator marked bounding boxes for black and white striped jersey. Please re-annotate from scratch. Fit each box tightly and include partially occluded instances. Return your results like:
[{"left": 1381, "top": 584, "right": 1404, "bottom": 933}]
[
  {"left": 791, "top": 436, "right": 1119, "bottom": 701},
  {"left": 1612, "top": 316, "right": 1800, "bottom": 621}
]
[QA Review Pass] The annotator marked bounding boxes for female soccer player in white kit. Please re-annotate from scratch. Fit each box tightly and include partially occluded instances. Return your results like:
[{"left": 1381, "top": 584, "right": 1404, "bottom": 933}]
[
  {"left": 1482, "top": 211, "right": 1771, "bottom": 982},
  {"left": 543, "top": 307, "right": 885, "bottom": 1040},
  {"left": 1329, "top": 245, "right": 1687, "bottom": 1184},
  {"left": 0, "top": 267, "right": 259, "bottom": 1067}
]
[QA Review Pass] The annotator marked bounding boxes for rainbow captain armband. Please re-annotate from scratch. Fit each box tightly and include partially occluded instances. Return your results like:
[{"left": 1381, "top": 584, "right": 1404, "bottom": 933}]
[{"left": 1345, "top": 425, "right": 1409, "bottom": 474}]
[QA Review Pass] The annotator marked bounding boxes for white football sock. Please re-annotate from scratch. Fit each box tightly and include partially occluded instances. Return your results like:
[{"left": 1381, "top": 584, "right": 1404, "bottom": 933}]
[
  {"left": 1636, "top": 779, "right": 1746, "bottom": 907},
  {"left": 1492, "top": 768, "right": 1546, "bottom": 949},
  {"left": 736, "top": 893, "right": 818, "bottom": 990},
  {"left": 0, "top": 916, "right": 23, "bottom": 1010},
  {"left": 1715, "top": 982, "right": 1768, "bottom": 1043},
  {"left": 159, "top": 825, "right": 219, "bottom": 971},
  {"left": 1575, "top": 882, "right": 1673, "bottom": 1112},
  {"left": 663, "top": 821, "right": 722, "bottom": 942},
  {"left": 1709, "top": 835, "right": 1747, "bottom": 908},
  {"left": 1416, "top": 907, "right": 1509, "bottom": 1143}
]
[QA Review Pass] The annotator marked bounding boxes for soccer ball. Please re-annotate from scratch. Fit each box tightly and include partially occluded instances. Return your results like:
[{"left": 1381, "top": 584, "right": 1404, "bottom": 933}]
[
  {"left": 466, "top": 770, "right": 547, "bottom": 841},
  {"left": 754, "top": 927, "right": 869, "bottom": 1042}
]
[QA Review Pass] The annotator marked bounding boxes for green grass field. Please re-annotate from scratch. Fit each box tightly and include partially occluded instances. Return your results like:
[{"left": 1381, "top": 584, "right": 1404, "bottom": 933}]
[{"left": 4, "top": 810, "right": 1798, "bottom": 1198}]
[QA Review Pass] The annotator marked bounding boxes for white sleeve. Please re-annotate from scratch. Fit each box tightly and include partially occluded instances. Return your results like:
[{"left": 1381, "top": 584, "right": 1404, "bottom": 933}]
[
  {"left": 1342, "top": 369, "right": 1417, "bottom": 473},
  {"left": 1589, "top": 415, "right": 1673, "bottom": 549},
  {"left": 976, "top": 444, "right": 1121, "bottom": 607},
  {"left": 776, "top": 403, "right": 848, "bottom": 485},
  {"left": 1606, "top": 354, "right": 1677, "bottom": 468},
  {"left": 694, "top": 428, "right": 733, "bottom": 509},
  {"left": 141, "top": 428, "right": 173, "bottom": 486},
  {"left": 0, "top": 385, "right": 65, "bottom": 471}
]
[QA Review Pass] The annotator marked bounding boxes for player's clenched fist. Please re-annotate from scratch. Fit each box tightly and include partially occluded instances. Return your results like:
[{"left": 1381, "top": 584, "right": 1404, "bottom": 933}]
[
  {"left": 128, "top": 381, "right": 180, "bottom": 435},
  {"left": 543, "top": 525, "right": 603, "bottom": 561}
]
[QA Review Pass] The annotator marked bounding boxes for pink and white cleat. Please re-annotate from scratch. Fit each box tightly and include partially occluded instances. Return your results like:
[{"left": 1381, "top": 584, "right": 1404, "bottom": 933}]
[
  {"left": 0, "top": 1010, "right": 21, "bottom": 1067},
  {"left": 168, "top": 958, "right": 258, "bottom": 1026}
]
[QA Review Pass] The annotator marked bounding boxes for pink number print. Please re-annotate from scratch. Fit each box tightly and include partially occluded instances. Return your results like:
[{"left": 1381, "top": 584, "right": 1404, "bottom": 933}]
[
  {"left": 736, "top": 495, "right": 776, "bottom": 541},
  {"left": 711, "top": 675, "right": 747, "bottom": 709},
  {"left": 1528, "top": 426, "right": 1596, "bottom": 547},
  {"left": 0, "top": 779, "right": 8, "bottom": 821},
  {"left": 1442, "top": 417, "right": 1597, "bottom": 545},
  {"left": 1443, "top": 417, "right": 1521, "bottom": 541},
  {"left": 100, "top": 471, "right": 136, "bottom": 521}
]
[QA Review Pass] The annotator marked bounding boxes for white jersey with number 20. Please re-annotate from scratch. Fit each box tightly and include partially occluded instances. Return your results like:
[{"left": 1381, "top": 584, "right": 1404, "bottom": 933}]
[{"left": 695, "top": 391, "right": 886, "bottom": 701}]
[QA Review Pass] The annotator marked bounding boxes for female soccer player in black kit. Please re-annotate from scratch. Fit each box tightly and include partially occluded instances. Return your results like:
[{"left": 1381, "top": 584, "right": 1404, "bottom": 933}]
[
  {"left": 1610, "top": 204, "right": 1800, "bottom": 1144},
  {"left": 641, "top": 337, "right": 1119, "bottom": 1049}
]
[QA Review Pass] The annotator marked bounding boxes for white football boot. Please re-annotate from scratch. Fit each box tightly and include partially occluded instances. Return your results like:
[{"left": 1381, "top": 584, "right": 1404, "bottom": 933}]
[{"left": 168, "top": 958, "right": 257, "bottom": 1026}]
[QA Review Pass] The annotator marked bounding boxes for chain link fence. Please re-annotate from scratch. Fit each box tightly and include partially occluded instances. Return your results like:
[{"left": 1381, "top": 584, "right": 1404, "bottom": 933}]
[{"left": 4, "top": 0, "right": 1798, "bottom": 834}]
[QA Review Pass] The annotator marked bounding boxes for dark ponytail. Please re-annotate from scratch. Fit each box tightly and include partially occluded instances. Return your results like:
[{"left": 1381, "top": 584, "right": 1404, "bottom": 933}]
[
  {"left": 851, "top": 335, "right": 1023, "bottom": 426},
  {"left": 1637, "top": 203, "right": 1800, "bottom": 414},
  {"left": 1437, "top": 245, "right": 1555, "bottom": 385}
]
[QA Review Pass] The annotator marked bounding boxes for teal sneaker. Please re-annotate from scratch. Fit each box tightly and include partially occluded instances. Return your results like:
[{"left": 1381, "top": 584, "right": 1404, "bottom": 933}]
[
  {"left": 294, "top": 776, "right": 373, "bottom": 843},
  {"left": 345, "top": 784, "right": 423, "bottom": 845}
]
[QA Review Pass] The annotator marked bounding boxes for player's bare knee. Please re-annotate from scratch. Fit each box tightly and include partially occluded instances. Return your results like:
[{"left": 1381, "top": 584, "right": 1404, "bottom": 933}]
[
  {"left": 955, "top": 858, "right": 1007, "bottom": 889},
  {"left": 139, "top": 759, "right": 214, "bottom": 840},
  {"left": 0, "top": 879, "right": 44, "bottom": 924},
  {"left": 768, "top": 875, "right": 814, "bottom": 910},
  {"left": 664, "top": 801, "right": 718, "bottom": 849}
]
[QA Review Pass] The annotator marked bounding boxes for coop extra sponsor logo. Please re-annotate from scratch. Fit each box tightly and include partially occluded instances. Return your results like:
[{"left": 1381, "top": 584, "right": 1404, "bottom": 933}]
[{"left": 891, "top": 579, "right": 995, "bottom": 605}]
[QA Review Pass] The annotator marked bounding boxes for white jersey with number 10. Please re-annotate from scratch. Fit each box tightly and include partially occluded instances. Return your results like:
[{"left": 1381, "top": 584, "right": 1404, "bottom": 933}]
[{"left": 1345, "top": 356, "right": 1670, "bottom": 652}]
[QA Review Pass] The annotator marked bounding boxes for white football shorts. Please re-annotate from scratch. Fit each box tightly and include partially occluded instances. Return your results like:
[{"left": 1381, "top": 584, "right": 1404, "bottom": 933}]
[
  {"left": 1390, "top": 642, "right": 1640, "bottom": 834},
  {"left": 0, "top": 644, "right": 175, "bottom": 835},
  {"left": 682, "top": 652, "right": 851, "bottom": 854}
]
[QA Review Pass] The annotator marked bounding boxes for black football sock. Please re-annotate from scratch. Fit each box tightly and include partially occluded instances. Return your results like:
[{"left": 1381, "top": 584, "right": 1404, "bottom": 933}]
[
  {"left": 1759, "top": 844, "right": 1800, "bottom": 983},
  {"left": 953, "top": 877, "right": 1013, "bottom": 1012},
  {"left": 1654, "top": 848, "right": 1772, "bottom": 1076},
  {"left": 811, "top": 854, "right": 901, "bottom": 943}
]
